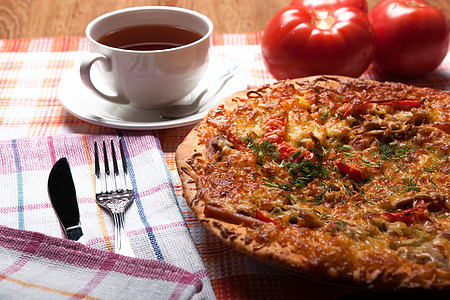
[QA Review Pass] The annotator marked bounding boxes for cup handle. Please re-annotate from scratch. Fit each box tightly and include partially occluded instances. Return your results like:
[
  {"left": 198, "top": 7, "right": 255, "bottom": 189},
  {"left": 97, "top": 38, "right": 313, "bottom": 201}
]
[{"left": 79, "top": 53, "right": 129, "bottom": 105}]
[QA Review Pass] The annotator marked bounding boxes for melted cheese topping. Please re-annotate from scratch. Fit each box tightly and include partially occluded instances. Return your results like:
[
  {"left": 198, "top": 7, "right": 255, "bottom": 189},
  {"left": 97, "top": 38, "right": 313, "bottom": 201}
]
[{"left": 189, "top": 77, "right": 450, "bottom": 288}]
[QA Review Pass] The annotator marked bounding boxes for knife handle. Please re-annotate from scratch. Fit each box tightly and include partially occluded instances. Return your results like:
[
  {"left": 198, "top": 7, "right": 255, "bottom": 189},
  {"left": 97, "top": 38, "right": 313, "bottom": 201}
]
[
  {"left": 66, "top": 225, "right": 83, "bottom": 241},
  {"left": 113, "top": 211, "right": 135, "bottom": 257}
]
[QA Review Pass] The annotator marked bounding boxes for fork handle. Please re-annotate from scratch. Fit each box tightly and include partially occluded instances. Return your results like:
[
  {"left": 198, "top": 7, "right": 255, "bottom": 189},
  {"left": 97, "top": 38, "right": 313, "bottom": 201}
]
[{"left": 112, "top": 211, "right": 135, "bottom": 257}]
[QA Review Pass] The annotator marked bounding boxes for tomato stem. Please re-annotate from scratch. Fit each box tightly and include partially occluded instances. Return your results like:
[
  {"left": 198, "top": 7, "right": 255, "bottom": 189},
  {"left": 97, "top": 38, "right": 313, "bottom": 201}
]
[
  {"left": 406, "top": 2, "right": 425, "bottom": 7},
  {"left": 312, "top": 10, "right": 335, "bottom": 30}
]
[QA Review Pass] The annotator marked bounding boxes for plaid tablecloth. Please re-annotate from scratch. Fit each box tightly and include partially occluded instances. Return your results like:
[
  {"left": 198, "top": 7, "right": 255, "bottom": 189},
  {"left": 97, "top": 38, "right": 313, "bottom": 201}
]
[{"left": 0, "top": 33, "right": 449, "bottom": 299}]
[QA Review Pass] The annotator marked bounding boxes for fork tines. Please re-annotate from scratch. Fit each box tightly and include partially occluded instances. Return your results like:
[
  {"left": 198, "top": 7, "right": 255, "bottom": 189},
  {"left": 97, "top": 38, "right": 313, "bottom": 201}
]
[{"left": 94, "top": 139, "right": 133, "bottom": 195}]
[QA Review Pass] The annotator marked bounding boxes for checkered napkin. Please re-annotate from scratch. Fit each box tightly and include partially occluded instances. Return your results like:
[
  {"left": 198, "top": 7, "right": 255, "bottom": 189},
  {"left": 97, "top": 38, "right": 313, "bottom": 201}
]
[
  {"left": 0, "top": 226, "right": 201, "bottom": 300},
  {"left": 0, "top": 132, "right": 212, "bottom": 299}
]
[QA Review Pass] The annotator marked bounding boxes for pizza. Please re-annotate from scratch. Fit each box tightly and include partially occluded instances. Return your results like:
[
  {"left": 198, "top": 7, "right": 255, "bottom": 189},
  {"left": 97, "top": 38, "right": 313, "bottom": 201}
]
[{"left": 175, "top": 75, "right": 450, "bottom": 290}]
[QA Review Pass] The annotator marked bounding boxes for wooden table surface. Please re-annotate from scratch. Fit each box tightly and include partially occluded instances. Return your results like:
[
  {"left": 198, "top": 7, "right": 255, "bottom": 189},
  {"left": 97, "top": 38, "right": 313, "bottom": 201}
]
[{"left": 0, "top": 0, "right": 449, "bottom": 39}]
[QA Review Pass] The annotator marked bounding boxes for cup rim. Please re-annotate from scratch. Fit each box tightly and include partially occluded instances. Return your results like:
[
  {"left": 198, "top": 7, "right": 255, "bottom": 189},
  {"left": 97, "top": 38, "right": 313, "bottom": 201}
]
[{"left": 85, "top": 6, "right": 213, "bottom": 54}]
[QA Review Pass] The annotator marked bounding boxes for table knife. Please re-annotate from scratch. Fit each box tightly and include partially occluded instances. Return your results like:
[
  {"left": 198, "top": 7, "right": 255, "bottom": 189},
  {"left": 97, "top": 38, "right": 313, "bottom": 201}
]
[{"left": 48, "top": 157, "right": 86, "bottom": 244}]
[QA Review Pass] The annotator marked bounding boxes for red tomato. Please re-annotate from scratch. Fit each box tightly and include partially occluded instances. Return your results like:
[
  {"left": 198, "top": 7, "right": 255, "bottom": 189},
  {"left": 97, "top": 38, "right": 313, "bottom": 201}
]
[
  {"left": 368, "top": 0, "right": 450, "bottom": 77},
  {"left": 261, "top": 7, "right": 375, "bottom": 80},
  {"left": 383, "top": 200, "right": 429, "bottom": 226},
  {"left": 290, "top": 0, "right": 368, "bottom": 13},
  {"left": 335, "top": 159, "right": 369, "bottom": 181}
]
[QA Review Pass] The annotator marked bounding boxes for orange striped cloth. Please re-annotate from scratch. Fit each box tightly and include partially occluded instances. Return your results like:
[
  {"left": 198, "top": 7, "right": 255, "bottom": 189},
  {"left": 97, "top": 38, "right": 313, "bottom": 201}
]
[{"left": 0, "top": 33, "right": 449, "bottom": 299}]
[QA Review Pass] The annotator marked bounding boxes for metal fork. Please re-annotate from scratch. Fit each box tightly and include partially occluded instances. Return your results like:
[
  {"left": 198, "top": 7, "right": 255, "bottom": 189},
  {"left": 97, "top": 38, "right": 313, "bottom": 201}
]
[{"left": 94, "top": 139, "right": 135, "bottom": 257}]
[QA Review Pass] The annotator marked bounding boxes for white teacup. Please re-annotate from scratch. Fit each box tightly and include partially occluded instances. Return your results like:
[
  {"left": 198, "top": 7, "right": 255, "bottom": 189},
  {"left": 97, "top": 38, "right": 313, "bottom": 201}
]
[{"left": 80, "top": 6, "right": 213, "bottom": 109}]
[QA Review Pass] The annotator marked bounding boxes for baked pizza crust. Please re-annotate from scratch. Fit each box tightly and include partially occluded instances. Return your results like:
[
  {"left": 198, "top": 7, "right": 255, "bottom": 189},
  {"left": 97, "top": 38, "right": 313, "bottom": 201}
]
[{"left": 176, "top": 75, "right": 450, "bottom": 290}]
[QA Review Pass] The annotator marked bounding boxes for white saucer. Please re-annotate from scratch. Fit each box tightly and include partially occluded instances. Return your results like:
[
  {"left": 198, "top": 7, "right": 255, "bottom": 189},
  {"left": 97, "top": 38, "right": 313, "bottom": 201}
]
[{"left": 57, "top": 56, "right": 247, "bottom": 130}]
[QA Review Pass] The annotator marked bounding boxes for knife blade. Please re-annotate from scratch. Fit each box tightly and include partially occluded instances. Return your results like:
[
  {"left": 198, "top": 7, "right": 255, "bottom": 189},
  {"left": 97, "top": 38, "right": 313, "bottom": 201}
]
[{"left": 48, "top": 157, "right": 86, "bottom": 244}]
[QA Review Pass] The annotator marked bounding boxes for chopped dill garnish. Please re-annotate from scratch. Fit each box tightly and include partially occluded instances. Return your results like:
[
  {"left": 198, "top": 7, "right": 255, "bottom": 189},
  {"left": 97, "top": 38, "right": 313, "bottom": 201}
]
[
  {"left": 313, "top": 190, "right": 327, "bottom": 205},
  {"left": 289, "top": 194, "right": 298, "bottom": 203},
  {"left": 343, "top": 184, "right": 353, "bottom": 196},
  {"left": 315, "top": 209, "right": 330, "bottom": 221},
  {"left": 402, "top": 176, "right": 421, "bottom": 192},
  {"left": 244, "top": 136, "right": 279, "bottom": 164},
  {"left": 330, "top": 220, "right": 348, "bottom": 233},
  {"left": 247, "top": 135, "right": 327, "bottom": 192},
  {"left": 321, "top": 108, "right": 330, "bottom": 123},
  {"left": 428, "top": 176, "right": 438, "bottom": 189},
  {"left": 375, "top": 139, "right": 416, "bottom": 161}
]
